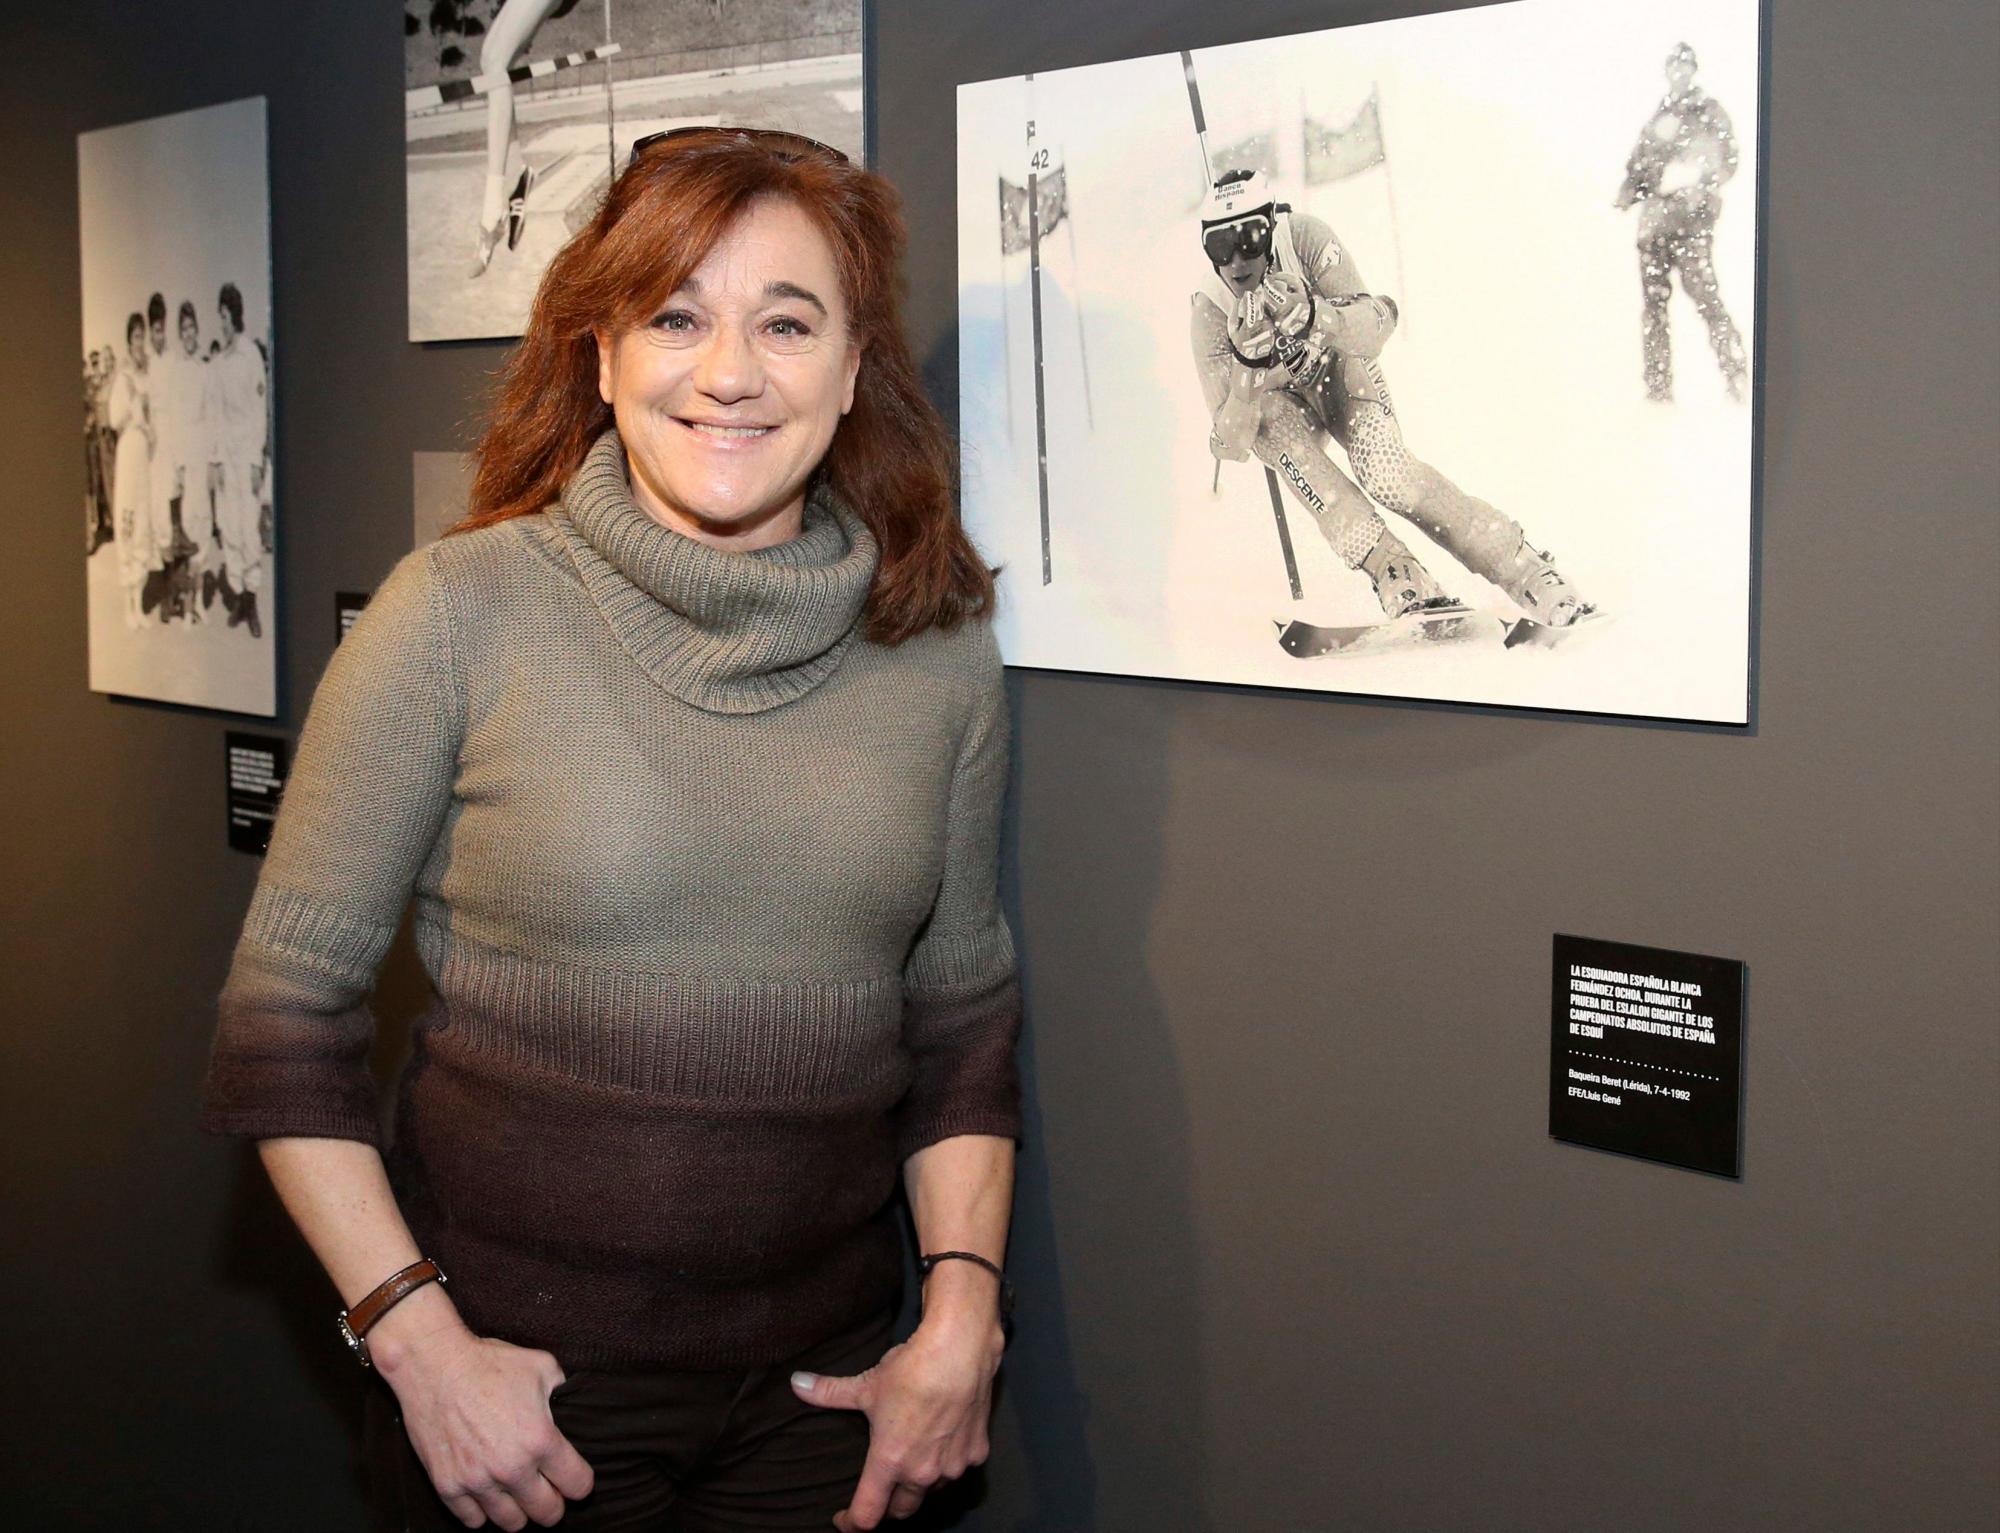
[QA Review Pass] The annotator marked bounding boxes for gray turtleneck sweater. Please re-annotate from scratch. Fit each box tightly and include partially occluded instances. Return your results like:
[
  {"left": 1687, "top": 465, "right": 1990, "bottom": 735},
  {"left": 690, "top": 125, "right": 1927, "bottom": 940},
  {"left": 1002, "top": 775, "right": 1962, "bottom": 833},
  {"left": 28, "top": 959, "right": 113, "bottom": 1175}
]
[{"left": 200, "top": 433, "right": 1020, "bottom": 1370}]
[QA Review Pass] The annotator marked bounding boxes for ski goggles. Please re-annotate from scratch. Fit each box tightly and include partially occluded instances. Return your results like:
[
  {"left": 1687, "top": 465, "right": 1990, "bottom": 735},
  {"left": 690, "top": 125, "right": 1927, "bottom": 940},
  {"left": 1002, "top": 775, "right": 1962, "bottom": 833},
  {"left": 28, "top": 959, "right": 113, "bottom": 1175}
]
[
  {"left": 630, "top": 126, "right": 849, "bottom": 165},
  {"left": 1202, "top": 214, "right": 1274, "bottom": 266}
]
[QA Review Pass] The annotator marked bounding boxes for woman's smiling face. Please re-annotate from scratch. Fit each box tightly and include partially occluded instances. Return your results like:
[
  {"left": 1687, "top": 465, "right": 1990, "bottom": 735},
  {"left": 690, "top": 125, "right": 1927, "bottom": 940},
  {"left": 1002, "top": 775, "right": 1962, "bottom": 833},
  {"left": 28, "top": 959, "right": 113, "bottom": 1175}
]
[{"left": 595, "top": 195, "right": 861, "bottom": 552}]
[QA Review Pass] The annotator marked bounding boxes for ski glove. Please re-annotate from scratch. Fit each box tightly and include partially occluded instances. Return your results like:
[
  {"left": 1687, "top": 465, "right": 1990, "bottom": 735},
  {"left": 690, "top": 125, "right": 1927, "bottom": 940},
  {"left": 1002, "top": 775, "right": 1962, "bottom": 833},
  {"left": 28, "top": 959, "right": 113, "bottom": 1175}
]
[
  {"left": 1259, "top": 270, "right": 1316, "bottom": 337},
  {"left": 1228, "top": 273, "right": 1397, "bottom": 394},
  {"left": 1312, "top": 292, "right": 1398, "bottom": 361},
  {"left": 1225, "top": 287, "right": 1285, "bottom": 371}
]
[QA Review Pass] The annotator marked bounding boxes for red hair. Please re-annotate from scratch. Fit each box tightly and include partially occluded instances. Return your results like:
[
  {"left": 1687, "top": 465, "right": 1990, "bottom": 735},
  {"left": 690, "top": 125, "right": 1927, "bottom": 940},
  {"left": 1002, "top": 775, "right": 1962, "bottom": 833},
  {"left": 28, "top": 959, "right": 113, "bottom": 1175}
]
[{"left": 458, "top": 130, "right": 992, "bottom": 644}]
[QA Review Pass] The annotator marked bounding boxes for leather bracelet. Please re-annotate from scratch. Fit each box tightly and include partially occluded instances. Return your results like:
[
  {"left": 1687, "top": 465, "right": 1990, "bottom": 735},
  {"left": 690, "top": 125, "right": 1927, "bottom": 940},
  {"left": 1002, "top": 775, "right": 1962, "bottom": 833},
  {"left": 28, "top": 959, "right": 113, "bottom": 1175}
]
[
  {"left": 337, "top": 1257, "right": 448, "bottom": 1369},
  {"left": 917, "top": 1251, "right": 1015, "bottom": 1328}
]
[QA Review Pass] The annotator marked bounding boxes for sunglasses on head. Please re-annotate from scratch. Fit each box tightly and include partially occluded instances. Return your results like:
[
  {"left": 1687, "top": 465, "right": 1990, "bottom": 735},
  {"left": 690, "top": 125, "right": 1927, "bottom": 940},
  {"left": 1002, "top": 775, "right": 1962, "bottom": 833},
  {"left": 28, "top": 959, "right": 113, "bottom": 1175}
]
[
  {"left": 1203, "top": 214, "right": 1274, "bottom": 266},
  {"left": 629, "top": 126, "right": 850, "bottom": 164}
]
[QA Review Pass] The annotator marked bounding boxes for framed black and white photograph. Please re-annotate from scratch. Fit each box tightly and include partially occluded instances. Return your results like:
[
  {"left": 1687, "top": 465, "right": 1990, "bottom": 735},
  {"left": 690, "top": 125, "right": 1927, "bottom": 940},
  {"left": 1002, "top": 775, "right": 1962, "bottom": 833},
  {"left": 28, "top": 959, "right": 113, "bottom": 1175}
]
[
  {"left": 80, "top": 95, "right": 275, "bottom": 716},
  {"left": 406, "top": 0, "right": 866, "bottom": 342},
  {"left": 957, "top": 0, "right": 1760, "bottom": 723}
]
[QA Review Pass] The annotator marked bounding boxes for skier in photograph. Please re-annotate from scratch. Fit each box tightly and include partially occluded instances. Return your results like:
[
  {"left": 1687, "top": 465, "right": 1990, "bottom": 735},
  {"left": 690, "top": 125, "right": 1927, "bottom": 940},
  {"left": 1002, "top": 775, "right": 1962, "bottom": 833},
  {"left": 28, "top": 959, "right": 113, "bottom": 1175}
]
[
  {"left": 464, "top": 0, "right": 575, "bottom": 277},
  {"left": 204, "top": 282, "right": 267, "bottom": 638},
  {"left": 1615, "top": 42, "right": 1747, "bottom": 403},
  {"left": 1191, "top": 169, "right": 1592, "bottom": 630},
  {"left": 109, "top": 312, "right": 156, "bottom": 630}
]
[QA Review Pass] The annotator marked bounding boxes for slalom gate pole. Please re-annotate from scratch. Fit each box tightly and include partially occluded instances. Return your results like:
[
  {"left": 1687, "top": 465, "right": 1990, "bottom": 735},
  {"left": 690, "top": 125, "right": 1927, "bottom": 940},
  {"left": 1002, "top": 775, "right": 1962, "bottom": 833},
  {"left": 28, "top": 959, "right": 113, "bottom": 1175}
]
[
  {"left": 999, "top": 176, "right": 1015, "bottom": 444},
  {"left": 1182, "top": 49, "right": 1302, "bottom": 600},
  {"left": 1376, "top": 86, "right": 1411, "bottom": 335},
  {"left": 1061, "top": 146, "right": 1094, "bottom": 432},
  {"left": 1027, "top": 75, "right": 1053, "bottom": 586},
  {"left": 602, "top": 0, "right": 617, "bottom": 179},
  {"left": 1180, "top": 50, "right": 1213, "bottom": 185}
]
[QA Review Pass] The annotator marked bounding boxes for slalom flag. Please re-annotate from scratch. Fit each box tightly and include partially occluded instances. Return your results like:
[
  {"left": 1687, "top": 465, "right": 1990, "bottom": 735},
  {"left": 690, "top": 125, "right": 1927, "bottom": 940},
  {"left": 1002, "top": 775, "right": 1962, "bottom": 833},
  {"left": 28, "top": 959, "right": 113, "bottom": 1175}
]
[
  {"left": 1303, "top": 92, "right": 1386, "bottom": 185},
  {"left": 998, "top": 168, "right": 1068, "bottom": 254},
  {"left": 1187, "top": 129, "right": 1280, "bottom": 207}
]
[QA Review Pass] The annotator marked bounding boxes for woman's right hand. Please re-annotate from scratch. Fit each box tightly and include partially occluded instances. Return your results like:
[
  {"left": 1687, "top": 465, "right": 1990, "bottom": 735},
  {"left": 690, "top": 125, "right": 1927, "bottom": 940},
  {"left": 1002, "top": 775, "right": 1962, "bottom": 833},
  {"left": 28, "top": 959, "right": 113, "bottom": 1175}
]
[{"left": 372, "top": 1293, "right": 595, "bottom": 1530}]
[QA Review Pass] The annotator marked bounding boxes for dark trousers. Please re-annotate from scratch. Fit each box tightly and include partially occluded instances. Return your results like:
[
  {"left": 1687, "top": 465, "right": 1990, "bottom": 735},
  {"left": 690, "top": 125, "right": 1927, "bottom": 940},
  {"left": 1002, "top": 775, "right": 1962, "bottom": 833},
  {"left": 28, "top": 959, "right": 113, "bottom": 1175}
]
[{"left": 366, "top": 1307, "right": 894, "bottom": 1532}]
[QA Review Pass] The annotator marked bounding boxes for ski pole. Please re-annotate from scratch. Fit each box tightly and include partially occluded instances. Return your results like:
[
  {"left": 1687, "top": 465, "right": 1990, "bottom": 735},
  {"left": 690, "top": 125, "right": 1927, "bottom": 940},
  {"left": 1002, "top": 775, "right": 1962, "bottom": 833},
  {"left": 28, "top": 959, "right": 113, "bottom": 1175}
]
[
  {"left": 602, "top": 0, "right": 616, "bottom": 178},
  {"left": 1264, "top": 467, "right": 1303, "bottom": 601},
  {"left": 1026, "top": 76, "right": 1052, "bottom": 585},
  {"left": 1184, "top": 49, "right": 1302, "bottom": 600}
]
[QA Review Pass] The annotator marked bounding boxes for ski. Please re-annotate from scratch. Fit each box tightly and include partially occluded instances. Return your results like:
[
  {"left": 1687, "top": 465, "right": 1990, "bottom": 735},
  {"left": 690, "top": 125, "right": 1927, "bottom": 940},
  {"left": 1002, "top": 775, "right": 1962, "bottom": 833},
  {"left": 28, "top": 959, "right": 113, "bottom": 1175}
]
[
  {"left": 1276, "top": 601, "right": 1485, "bottom": 658},
  {"left": 1501, "top": 606, "right": 1609, "bottom": 651}
]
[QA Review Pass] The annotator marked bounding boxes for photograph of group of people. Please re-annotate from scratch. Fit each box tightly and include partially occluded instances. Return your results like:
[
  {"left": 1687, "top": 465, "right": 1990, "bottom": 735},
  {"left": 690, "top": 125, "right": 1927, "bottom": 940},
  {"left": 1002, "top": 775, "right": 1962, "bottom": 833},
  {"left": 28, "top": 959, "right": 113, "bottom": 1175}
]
[
  {"left": 79, "top": 96, "right": 274, "bottom": 715},
  {"left": 82, "top": 284, "right": 270, "bottom": 632}
]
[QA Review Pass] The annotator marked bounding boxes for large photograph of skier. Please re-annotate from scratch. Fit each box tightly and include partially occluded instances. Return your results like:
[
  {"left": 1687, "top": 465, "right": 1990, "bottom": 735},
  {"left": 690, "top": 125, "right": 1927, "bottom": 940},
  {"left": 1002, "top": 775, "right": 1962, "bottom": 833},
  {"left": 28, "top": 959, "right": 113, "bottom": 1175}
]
[
  {"left": 406, "top": 0, "right": 865, "bottom": 342},
  {"left": 957, "top": 0, "right": 1760, "bottom": 723},
  {"left": 79, "top": 97, "right": 275, "bottom": 716}
]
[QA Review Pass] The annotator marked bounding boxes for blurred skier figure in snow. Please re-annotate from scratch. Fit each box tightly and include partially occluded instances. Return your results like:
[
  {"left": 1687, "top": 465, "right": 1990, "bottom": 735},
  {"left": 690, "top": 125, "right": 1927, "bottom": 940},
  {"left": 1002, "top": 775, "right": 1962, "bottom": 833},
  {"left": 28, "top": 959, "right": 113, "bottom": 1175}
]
[
  {"left": 1190, "top": 169, "right": 1592, "bottom": 628},
  {"left": 1615, "top": 42, "right": 1747, "bottom": 403}
]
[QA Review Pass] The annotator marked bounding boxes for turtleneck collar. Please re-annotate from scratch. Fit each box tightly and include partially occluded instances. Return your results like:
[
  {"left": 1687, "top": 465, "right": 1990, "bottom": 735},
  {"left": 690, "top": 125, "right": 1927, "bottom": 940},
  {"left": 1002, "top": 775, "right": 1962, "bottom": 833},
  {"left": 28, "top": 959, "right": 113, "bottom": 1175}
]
[{"left": 547, "top": 430, "right": 879, "bottom": 715}]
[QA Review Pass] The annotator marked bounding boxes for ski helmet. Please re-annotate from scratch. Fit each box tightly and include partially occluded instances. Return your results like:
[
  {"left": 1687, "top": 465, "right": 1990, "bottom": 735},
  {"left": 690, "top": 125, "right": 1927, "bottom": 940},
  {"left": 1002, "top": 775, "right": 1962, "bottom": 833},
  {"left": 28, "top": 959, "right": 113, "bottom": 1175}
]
[
  {"left": 1200, "top": 169, "right": 1277, "bottom": 267},
  {"left": 1665, "top": 41, "right": 1698, "bottom": 91}
]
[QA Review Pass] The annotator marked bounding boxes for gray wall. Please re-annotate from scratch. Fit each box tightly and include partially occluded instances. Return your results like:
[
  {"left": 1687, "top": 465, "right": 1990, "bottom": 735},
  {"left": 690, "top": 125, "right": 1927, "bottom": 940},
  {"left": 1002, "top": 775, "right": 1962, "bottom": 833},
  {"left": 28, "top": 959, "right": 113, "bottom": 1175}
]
[{"left": 2, "top": 1, "right": 1993, "bottom": 1528}]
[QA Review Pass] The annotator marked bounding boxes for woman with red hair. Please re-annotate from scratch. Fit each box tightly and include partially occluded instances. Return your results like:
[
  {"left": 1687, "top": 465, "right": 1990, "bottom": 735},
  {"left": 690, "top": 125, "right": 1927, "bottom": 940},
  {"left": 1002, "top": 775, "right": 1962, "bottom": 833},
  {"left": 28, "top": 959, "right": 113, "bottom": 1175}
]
[{"left": 202, "top": 129, "right": 1019, "bottom": 1532}]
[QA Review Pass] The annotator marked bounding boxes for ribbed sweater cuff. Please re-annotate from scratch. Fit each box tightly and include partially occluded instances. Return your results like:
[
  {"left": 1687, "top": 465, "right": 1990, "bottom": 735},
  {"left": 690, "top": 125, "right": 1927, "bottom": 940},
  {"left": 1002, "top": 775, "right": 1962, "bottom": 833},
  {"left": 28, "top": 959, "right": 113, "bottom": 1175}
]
[
  {"left": 199, "top": 977, "right": 385, "bottom": 1146},
  {"left": 197, "top": 1096, "right": 383, "bottom": 1147},
  {"left": 201, "top": 885, "right": 393, "bottom": 1145},
  {"left": 898, "top": 1104, "right": 1025, "bottom": 1162},
  {"left": 897, "top": 960, "right": 1022, "bottom": 1162}
]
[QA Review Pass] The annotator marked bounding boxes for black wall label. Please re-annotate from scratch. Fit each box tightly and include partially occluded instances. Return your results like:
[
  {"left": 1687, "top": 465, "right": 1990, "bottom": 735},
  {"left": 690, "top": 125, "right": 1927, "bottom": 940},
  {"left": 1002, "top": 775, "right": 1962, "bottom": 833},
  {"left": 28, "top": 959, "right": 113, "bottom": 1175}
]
[
  {"left": 225, "top": 731, "right": 290, "bottom": 856},
  {"left": 1551, "top": 934, "right": 1745, "bottom": 1177},
  {"left": 335, "top": 590, "right": 371, "bottom": 644}
]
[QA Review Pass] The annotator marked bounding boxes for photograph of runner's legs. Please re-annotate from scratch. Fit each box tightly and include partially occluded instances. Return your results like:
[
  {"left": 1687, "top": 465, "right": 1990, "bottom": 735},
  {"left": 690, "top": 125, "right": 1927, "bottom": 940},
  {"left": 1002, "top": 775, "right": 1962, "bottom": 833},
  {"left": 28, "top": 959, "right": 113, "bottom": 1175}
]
[
  {"left": 467, "top": 0, "right": 564, "bottom": 279},
  {"left": 405, "top": 0, "right": 864, "bottom": 342}
]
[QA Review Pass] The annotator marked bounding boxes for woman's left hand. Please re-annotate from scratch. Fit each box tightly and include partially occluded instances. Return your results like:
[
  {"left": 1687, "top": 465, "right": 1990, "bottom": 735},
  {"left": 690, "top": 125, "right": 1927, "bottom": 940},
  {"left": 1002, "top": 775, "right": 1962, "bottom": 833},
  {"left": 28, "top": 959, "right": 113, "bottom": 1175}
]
[{"left": 790, "top": 1288, "right": 1004, "bottom": 1530}]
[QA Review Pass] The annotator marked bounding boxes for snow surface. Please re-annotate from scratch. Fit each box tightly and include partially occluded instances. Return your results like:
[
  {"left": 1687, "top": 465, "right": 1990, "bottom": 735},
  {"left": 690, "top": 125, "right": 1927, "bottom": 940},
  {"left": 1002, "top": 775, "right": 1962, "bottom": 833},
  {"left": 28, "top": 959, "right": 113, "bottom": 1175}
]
[{"left": 957, "top": 0, "right": 1759, "bottom": 723}]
